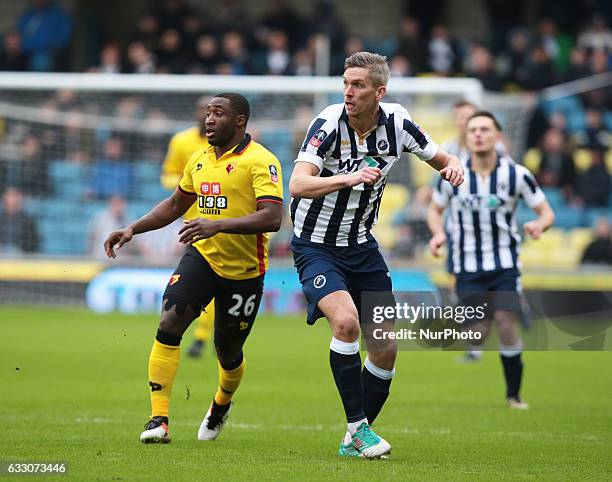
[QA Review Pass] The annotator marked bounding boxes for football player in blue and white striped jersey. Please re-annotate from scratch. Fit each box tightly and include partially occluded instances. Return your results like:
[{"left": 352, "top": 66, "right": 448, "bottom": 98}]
[{"left": 428, "top": 111, "right": 555, "bottom": 409}]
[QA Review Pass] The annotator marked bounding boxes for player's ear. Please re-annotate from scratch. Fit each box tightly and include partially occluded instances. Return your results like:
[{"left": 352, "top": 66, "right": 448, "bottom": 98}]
[
  {"left": 235, "top": 114, "right": 247, "bottom": 128},
  {"left": 376, "top": 85, "right": 387, "bottom": 102}
]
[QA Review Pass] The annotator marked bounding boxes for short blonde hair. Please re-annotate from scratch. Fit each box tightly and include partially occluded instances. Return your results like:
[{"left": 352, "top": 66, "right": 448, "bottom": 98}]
[{"left": 344, "top": 51, "right": 390, "bottom": 87}]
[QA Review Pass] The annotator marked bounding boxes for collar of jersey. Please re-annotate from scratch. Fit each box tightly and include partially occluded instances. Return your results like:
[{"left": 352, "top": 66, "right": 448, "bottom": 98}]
[
  {"left": 206, "top": 133, "right": 251, "bottom": 161},
  {"left": 340, "top": 106, "right": 389, "bottom": 126},
  {"left": 466, "top": 154, "right": 501, "bottom": 173}
]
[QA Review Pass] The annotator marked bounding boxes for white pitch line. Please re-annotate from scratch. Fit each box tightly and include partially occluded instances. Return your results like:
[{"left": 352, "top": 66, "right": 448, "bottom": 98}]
[{"left": 72, "top": 417, "right": 604, "bottom": 443}]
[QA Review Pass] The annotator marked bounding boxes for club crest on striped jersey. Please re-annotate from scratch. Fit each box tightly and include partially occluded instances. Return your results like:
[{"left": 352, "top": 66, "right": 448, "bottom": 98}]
[
  {"left": 377, "top": 139, "right": 389, "bottom": 152},
  {"left": 169, "top": 274, "right": 181, "bottom": 286},
  {"left": 309, "top": 129, "right": 327, "bottom": 148}
]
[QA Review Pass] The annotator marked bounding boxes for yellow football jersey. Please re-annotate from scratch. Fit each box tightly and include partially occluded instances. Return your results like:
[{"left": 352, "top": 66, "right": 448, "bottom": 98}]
[
  {"left": 161, "top": 126, "right": 209, "bottom": 220},
  {"left": 178, "top": 134, "right": 283, "bottom": 280}
]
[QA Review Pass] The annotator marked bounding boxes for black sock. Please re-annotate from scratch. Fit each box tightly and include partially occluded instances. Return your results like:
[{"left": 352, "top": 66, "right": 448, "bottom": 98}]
[
  {"left": 212, "top": 398, "right": 231, "bottom": 414},
  {"left": 500, "top": 353, "right": 523, "bottom": 399},
  {"left": 362, "top": 365, "right": 392, "bottom": 424},
  {"left": 330, "top": 348, "right": 365, "bottom": 423}
]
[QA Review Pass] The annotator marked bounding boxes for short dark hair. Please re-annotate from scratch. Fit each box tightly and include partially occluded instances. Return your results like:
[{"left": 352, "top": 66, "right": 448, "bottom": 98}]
[
  {"left": 213, "top": 92, "right": 250, "bottom": 121},
  {"left": 467, "top": 110, "right": 502, "bottom": 131},
  {"left": 454, "top": 99, "right": 477, "bottom": 110}
]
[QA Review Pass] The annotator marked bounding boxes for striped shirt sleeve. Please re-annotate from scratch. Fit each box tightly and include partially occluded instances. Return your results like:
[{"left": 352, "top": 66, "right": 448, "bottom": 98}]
[
  {"left": 296, "top": 114, "right": 337, "bottom": 171},
  {"left": 517, "top": 165, "right": 545, "bottom": 208},
  {"left": 401, "top": 118, "right": 439, "bottom": 161}
]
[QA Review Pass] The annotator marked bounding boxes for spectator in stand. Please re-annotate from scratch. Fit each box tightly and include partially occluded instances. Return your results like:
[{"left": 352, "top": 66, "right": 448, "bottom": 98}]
[
  {"left": 87, "top": 194, "right": 137, "bottom": 259},
  {"left": 126, "top": 41, "right": 156, "bottom": 74},
  {"left": 134, "top": 13, "right": 160, "bottom": 52},
  {"left": 259, "top": 0, "right": 305, "bottom": 51},
  {"left": 396, "top": 17, "right": 426, "bottom": 73},
  {"left": 292, "top": 47, "right": 315, "bottom": 76},
  {"left": 483, "top": 0, "right": 527, "bottom": 54},
  {"left": 428, "top": 25, "right": 457, "bottom": 76},
  {"left": 12, "top": 135, "right": 49, "bottom": 197},
  {"left": 502, "top": 28, "right": 530, "bottom": 85},
  {"left": 181, "top": 11, "right": 204, "bottom": 59},
  {"left": 156, "top": 29, "right": 188, "bottom": 74},
  {"left": 389, "top": 54, "right": 412, "bottom": 77},
  {"left": 517, "top": 45, "right": 556, "bottom": 91},
  {"left": 536, "top": 17, "right": 572, "bottom": 74},
  {"left": 17, "top": 0, "right": 72, "bottom": 71},
  {"left": 90, "top": 42, "right": 123, "bottom": 74},
  {"left": 344, "top": 36, "right": 364, "bottom": 58},
  {"left": 578, "top": 109, "right": 610, "bottom": 150},
  {"left": 154, "top": 0, "right": 194, "bottom": 33},
  {"left": 212, "top": 0, "right": 252, "bottom": 37},
  {"left": 61, "top": 110, "right": 93, "bottom": 162},
  {"left": 577, "top": 13, "right": 612, "bottom": 52},
  {"left": 581, "top": 217, "right": 612, "bottom": 265},
  {"left": 0, "top": 30, "right": 28, "bottom": 71},
  {"left": 219, "top": 31, "right": 251, "bottom": 74},
  {"left": 583, "top": 49, "right": 612, "bottom": 110},
  {"left": 257, "top": 29, "right": 292, "bottom": 75},
  {"left": 534, "top": 128, "right": 576, "bottom": 200},
  {"left": 564, "top": 47, "right": 589, "bottom": 82},
  {"left": 576, "top": 147, "right": 611, "bottom": 208},
  {"left": 0, "top": 187, "right": 39, "bottom": 254},
  {"left": 88, "top": 137, "right": 133, "bottom": 200},
  {"left": 188, "top": 34, "right": 219, "bottom": 74},
  {"left": 465, "top": 44, "right": 504, "bottom": 91}
]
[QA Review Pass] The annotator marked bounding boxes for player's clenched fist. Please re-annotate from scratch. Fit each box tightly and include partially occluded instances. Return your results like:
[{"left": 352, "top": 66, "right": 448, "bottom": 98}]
[
  {"left": 523, "top": 220, "right": 544, "bottom": 240},
  {"left": 440, "top": 157, "right": 464, "bottom": 187},
  {"left": 345, "top": 167, "right": 381, "bottom": 187},
  {"left": 104, "top": 228, "right": 134, "bottom": 258},
  {"left": 429, "top": 232, "right": 447, "bottom": 257}
]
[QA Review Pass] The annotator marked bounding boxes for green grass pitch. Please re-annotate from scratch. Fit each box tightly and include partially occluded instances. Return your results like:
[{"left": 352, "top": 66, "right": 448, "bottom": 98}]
[{"left": 2, "top": 306, "right": 611, "bottom": 480}]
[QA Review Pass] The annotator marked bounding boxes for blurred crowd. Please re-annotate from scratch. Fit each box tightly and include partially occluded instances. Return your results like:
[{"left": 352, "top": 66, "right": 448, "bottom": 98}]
[
  {"left": 0, "top": 0, "right": 611, "bottom": 264},
  {"left": 0, "top": 0, "right": 610, "bottom": 95}
]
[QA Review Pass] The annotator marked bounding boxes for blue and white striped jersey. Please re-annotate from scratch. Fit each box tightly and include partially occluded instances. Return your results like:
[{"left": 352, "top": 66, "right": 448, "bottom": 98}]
[
  {"left": 433, "top": 156, "right": 545, "bottom": 274},
  {"left": 291, "top": 102, "right": 438, "bottom": 246}
]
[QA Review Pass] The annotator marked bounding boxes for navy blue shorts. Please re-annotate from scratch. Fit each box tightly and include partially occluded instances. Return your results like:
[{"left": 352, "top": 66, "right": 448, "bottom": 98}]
[
  {"left": 455, "top": 268, "right": 522, "bottom": 319},
  {"left": 291, "top": 235, "right": 392, "bottom": 325}
]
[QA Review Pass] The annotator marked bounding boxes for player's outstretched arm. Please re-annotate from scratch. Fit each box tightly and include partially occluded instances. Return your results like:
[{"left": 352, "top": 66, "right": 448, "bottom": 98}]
[
  {"left": 524, "top": 200, "right": 555, "bottom": 240},
  {"left": 178, "top": 201, "right": 283, "bottom": 244},
  {"left": 426, "top": 150, "right": 464, "bottom": 187},
  {"left": 427, "top": 202, "right": 447, "bottom": 257},
  {"left": 289, "top": 161, "right": 381, "bottom": 199},
  {"left": 104, "top": 188, "right": 195, "bottom": 258}
]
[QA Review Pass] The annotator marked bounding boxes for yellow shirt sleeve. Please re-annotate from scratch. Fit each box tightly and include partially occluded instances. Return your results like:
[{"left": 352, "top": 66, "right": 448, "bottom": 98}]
[
  {"left": 251, "top": 153, "right": 283, "bottom": 203},
  {"left": 161, "top": 133, "right": 184, "bottom": 189},
  {"left": 178, "top": 151, "right": 200, "bottom": 194}
]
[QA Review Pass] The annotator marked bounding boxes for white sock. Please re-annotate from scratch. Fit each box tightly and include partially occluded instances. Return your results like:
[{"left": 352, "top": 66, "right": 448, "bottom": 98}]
[
  {"left": 347, "top": 418, "right": 368, "bottom": 435},
  {"left": 468, "top": 344, "right": 483, "bottom": 358},
  {"left": 343, "top": 430, "right": 352, "bottom": 444}
]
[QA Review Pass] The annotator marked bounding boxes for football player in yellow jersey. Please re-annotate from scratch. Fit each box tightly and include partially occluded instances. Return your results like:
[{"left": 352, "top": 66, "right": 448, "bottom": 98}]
[
  {"left": 104, "top": 93, "right": 283, "bottom": 444},
  {"left": 161, "top": 96, "right": 214, "bottom": 358}
]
